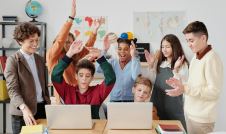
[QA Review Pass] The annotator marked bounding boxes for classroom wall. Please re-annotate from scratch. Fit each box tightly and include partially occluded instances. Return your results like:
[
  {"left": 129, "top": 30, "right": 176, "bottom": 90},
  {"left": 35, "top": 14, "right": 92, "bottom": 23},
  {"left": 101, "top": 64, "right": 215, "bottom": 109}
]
[{"left": 0, "top": 0, "right": 226, "bottom": 131}]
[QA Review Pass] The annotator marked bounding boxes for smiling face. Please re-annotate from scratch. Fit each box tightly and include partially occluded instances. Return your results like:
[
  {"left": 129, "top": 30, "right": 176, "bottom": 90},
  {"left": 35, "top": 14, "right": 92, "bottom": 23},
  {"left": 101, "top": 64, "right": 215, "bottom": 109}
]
[
  {"left": 64, "top": 34, "right": 75, "bottom": 52},
  {"left": 161, "top": 40, "right": 173, "bottom": 60},
  {"left": 133, "top": 84, "right": 151, "bottom": 102},
  {"left": 19, "top": 33, "right": 39, "bottom": 54},
  {"left": 117, "top": 42, "right": 131, "bottom": 62},
  {"left": 184, "top": 33, "right": 207, "bottom": 53}
]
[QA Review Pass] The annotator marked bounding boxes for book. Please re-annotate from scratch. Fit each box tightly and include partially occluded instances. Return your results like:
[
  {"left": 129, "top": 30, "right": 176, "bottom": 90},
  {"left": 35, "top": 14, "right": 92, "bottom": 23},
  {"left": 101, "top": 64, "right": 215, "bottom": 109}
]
[
  {"left": 20, "top": 125, "right": 47, "bottom": 134},
  {"left": 156, "top": 124, "right": 184, "bottom": 134},
  {"left": 0, "top": 56, "right": 7, "bottom": 72}
]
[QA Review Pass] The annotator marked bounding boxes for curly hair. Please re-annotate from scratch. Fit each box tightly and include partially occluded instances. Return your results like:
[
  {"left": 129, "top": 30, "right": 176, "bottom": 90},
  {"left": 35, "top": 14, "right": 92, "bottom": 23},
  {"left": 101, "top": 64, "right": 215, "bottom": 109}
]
[
  {"left": 14, "top": 22, "right": 41, "bottom": 44},
  {"left": 75, "top": 59, "right": 95, "bottom": 76}
]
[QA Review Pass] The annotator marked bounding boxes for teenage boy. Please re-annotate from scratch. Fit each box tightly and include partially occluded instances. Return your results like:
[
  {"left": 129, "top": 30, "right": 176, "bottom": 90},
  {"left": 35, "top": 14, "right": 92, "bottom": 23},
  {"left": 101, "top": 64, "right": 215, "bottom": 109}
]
[
  {"left": 165, "top": 21, "right": 223, "bottom": 134},
  {"left": 51, "top": 41, "right": 116, "bottom": 119},
  {"left": 4, "top": 22, "right": 51, "bottom": 134}
]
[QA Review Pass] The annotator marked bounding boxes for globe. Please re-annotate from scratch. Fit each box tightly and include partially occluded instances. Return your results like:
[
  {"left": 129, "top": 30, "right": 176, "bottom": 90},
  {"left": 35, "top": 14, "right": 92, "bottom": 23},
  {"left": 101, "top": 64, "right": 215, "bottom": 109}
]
[{"left": 25, "top": 0, "right": 43, "bottom": 22}]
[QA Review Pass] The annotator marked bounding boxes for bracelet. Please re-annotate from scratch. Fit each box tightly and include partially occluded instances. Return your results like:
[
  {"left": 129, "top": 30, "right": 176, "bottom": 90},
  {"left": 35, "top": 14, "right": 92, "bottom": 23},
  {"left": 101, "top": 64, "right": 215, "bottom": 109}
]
[{"left": 69, "top": 16, "right": 75, "bottom": 20}]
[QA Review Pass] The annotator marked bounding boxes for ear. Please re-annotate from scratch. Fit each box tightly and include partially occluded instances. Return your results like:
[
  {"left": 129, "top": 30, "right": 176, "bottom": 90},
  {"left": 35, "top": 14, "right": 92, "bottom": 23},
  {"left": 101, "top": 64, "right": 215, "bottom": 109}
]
[
  {"left": 18, "top": 41, "right": 23, "bottom": 46},
  {"left": 75, "top": 74, "right": 78, "bottom": 80},
  {"left": 201, "top": 34, "right": 207, "bottom": 42}
]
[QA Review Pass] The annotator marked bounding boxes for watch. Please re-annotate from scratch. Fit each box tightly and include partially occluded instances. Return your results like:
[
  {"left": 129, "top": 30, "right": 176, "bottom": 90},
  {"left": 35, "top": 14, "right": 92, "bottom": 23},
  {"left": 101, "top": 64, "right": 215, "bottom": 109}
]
[{"left": 19, "top": 104, "right": 26, "bottom": 110}]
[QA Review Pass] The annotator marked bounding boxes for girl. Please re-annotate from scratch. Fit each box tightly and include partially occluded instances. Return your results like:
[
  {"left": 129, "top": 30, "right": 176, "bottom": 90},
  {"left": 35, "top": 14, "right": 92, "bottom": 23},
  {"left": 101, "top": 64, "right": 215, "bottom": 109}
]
[{"left": 144, "top": 34, "right": 188, "bottom": 129}]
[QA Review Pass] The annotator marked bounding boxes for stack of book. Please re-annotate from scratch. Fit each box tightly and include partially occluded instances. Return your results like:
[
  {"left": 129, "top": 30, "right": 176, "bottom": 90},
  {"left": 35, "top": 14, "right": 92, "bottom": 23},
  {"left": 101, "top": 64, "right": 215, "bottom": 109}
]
[
  {"left": 20, "top": 125, "right": 48, "bottom": 134},
  {"left": 156, "top": 124, "right": 184, "bottom": 134}
]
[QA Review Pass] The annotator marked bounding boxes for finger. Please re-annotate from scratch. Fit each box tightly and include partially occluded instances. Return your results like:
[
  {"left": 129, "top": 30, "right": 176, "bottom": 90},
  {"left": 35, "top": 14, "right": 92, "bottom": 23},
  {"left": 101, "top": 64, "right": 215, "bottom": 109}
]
[
  {"left": 24, "top": 117, "right": 29, "bottom": 126},
  {"left": 30, "top": 115, "right": 37, "bottom": 125},
  {"left": 27, "top": 116, "right": 33, "bottom": 125},
  {"left": 181, "top": 55, "right": 185, "bottom": 61}
]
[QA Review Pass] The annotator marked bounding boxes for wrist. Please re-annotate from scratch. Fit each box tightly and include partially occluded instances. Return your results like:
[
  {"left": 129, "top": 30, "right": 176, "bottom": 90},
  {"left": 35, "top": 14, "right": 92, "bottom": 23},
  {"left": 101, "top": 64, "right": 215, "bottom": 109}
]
[
  {"left": 66, "top": 52, "right": 73, "bottom": 58},
  {"left": 19, "top": 104, "right": 26, "bottom": 110},
  {"left": 69, "top": 16, "right": 75, "bottom": 21}
]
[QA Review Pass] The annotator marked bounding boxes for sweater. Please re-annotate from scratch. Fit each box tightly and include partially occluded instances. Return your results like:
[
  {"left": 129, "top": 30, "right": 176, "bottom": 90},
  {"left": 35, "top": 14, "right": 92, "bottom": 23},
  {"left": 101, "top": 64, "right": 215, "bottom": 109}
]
[
  {"left": 51, "top": 55, "right": 116, "bottom": 105},
  {"left": 184, "top": 49, "right": 223, "bottom": 123}
]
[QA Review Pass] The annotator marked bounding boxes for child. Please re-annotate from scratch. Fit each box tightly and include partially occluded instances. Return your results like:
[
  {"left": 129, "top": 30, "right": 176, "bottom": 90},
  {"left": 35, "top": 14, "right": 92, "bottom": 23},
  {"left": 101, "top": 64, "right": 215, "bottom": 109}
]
[
  {"left": 132, "top": 74, "right": 159, "bottom": 120},
  {"left": 97, "top": 32, "right": 141, "bottom": 102},
  {"left": 51, "top": 41, "right": 116, "bottom": 119},
  {"left": 4, "top": 22, "right": 51, "bottom": 134},
  {"left": 144, "top": 34, "right": 189, "bottom": 130}
]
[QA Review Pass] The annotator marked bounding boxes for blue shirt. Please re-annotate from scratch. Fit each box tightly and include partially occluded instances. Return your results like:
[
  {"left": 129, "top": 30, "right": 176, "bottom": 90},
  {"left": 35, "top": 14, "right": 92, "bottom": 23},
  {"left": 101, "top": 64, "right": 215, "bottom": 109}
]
[{"left": 96, "top": 57, "right": 141, "bottom": 101}]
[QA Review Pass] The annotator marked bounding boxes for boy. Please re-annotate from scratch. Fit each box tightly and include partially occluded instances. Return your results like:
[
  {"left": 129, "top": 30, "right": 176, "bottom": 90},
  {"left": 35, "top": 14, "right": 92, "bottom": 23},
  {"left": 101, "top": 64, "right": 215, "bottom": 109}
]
[
  {"left": 165, "top": 21, "right": 223, "bottom": 134},
  {"left": 4, "top": 22, "right": 51, "bottom": 134},
  {"left": 132, "top": 74, "right": 159, "bottom": 120},
  {"left": 51, "top": 41, "right": 116, "bottom": 119}
]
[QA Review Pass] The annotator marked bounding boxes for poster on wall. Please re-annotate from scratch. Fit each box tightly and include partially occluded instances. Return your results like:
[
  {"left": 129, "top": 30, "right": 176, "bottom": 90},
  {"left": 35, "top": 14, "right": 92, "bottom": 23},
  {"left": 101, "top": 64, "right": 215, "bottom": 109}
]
[
  {"left": 71, "top": 16, "right": 108, "bottom": 49},
  {"left": 133, "top": 11, "right": 186, "bottom": 49}
]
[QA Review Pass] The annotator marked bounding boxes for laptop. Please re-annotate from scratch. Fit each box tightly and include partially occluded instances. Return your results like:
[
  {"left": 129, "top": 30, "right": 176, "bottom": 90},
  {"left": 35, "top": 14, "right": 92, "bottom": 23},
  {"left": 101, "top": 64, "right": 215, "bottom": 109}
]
[
  {"left": 45, "top": 105, "right": 93, "bottom": 129},
  {"left": 107, "top": 102, "right": 153, "bottom": 129}
]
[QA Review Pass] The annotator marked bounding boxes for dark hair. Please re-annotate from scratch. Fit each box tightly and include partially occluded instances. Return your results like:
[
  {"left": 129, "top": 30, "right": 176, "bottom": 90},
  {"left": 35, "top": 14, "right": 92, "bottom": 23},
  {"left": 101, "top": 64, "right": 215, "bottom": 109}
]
[
  {"left": 117, "top": 38, "right": 137, "bottom": 46},
  {"left": 134, "top": 74, "right": 152, "bottom": 93},
  {"left": 14, "top": 22, "right": 40, "bottom": 44},
  {"left": 157, "top": 34, "right": 188, "bottom": 73},
  {"left": 75, "top": 59, "right": 95, "bottom": 76},
  {"left": 183, "top": 21, "right": 208, "bottom": 40},
  {"left": 68, "top": 32, "right": 75, "bottom": 41}
]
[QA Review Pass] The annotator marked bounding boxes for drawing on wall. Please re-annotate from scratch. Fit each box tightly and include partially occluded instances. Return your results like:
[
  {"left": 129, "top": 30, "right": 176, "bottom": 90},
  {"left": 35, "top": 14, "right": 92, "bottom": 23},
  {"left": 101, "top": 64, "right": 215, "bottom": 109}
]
[
  {"left": 133, "top": 11, "right": 186, "bottom": 45},
  {"left": 71, "top": 16, "right": 108, "bottom": 49}
]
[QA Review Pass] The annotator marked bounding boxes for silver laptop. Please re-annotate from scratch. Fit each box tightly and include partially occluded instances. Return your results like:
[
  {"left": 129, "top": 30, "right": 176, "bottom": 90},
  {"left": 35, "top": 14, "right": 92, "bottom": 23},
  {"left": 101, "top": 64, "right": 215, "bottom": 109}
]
[
  {"left": 45, "top": 105, "right": 93, "bottom": 129},
  {"left": 107, "top": 102, "right": 153, "bottom": 129}
]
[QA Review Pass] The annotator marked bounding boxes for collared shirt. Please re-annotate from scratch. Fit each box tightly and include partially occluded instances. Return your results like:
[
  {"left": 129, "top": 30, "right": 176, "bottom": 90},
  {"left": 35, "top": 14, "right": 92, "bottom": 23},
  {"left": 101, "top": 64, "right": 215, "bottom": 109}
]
[
  {"left": 196, "top": 45, "right": 212, "bottom": 60},
  {"left": 20, "top": 49, "right": 43, "bottom": 102}
]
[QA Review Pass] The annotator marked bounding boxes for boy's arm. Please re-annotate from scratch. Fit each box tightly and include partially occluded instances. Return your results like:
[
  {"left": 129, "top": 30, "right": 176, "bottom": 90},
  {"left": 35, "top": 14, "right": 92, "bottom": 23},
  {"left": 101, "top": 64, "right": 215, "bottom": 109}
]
[
  {"left": 51, "top": 55, "right": 72, "bottom": 83},
  {"left": 4, "top": 56, "right": 24, "bottom": 109},
  {"left": 97, "top": 56, "right": 116, "bottom": 85},
  {"left": 96, "top": 56, "right": 116, "bottom": 101}
]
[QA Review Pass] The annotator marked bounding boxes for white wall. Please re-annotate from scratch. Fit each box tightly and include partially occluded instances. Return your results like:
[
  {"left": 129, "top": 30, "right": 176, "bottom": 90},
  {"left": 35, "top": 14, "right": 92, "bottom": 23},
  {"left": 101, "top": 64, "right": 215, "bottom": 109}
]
[{"left": 0, "top": 0, "right": 225, "bottom": 131}]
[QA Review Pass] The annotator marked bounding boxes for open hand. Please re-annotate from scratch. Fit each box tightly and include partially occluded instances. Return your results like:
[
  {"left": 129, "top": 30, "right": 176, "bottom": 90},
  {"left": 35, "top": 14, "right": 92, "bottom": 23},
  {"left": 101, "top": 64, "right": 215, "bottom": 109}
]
[{"left": 66, "top": 40, "right": 83, "bottom": 58}]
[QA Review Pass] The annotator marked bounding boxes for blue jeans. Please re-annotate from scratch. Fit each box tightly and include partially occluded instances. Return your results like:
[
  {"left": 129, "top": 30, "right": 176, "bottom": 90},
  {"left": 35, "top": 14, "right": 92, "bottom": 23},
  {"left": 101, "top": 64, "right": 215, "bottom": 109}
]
[{"left": 11, "top": 115, "right": 25, "bottom": 134}]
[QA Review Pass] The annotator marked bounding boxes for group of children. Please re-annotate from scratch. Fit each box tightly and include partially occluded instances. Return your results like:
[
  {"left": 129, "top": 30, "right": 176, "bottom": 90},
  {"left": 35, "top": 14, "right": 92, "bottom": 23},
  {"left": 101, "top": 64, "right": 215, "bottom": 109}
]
[{"left": 4, "top": 0, "right": 223, "bottom": 134}]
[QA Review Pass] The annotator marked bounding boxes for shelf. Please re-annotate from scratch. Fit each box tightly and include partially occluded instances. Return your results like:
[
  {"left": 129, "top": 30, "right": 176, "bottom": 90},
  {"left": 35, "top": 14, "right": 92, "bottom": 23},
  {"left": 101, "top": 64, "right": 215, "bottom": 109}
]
[{"left": 0, "top": 21, "right": 46, "bottom": 26}]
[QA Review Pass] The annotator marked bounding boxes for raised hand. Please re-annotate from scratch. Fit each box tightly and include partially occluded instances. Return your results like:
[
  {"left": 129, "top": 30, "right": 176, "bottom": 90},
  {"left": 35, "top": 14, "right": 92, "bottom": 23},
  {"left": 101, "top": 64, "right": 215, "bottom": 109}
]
[
  {"left": 174, "top": 55, "right": 185, "bottom": 72},
  {"left": 130, "top": 41, "right": 136, "bottom": 58},
  {"left": 86, "top": 47, "right": 102, "bottom": 60},
  {"left": 92, "top": 17, "right": 105, "bottom": 34},
  {"left": 144, "top": 50, "right": 155, "bottom": 68},
  {"left": 66, "top": 40, "right": 83, "bottom": 58},
  {"left": 70, "top": 0, "right": 76, "bottom": 18},
  {"left": 103, "top": 35, "right": 110, "bottom": 52}
]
